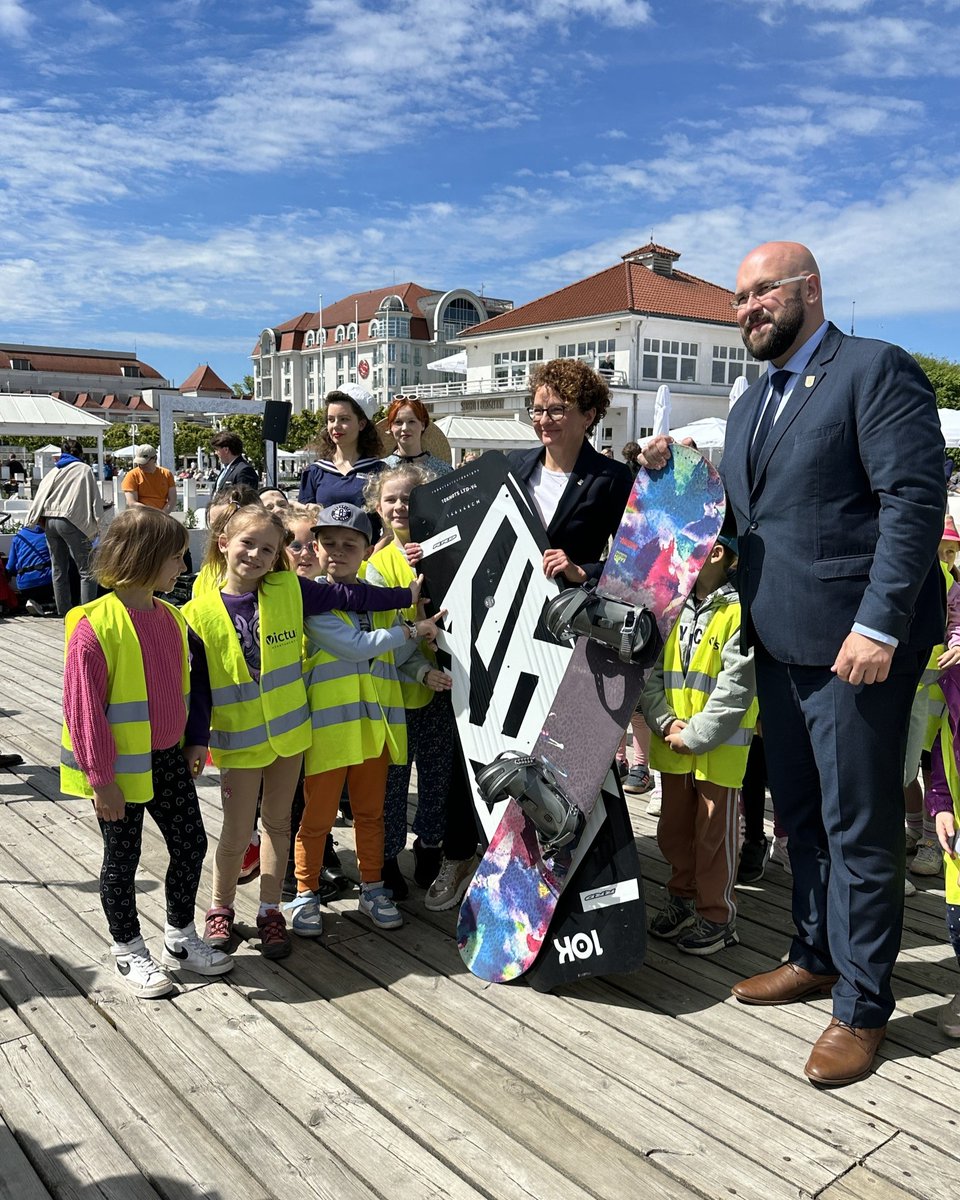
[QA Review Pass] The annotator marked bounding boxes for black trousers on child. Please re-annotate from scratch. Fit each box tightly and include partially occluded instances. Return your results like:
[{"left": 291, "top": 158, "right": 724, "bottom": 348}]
[{"left": 97, "top": 745, "right": 207, "bottom": 944}]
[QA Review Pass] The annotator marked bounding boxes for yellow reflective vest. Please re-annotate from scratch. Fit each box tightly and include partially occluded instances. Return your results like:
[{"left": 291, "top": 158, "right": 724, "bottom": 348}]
[
  {"left": 183, "top": 572, "right": 311, "bottom": 768},
  {"left": 367, "top": 538, "right": 435, "bottom": 710},
  {"left": 918, "top": 560, "right": 955, "bottom": 752},
  {"left": 649, "top": 596, "right": 758, "bottom": 789},
  {"left": 303, "top": 610, "right": 408, "bottom": 776},
  {"left": 60, "top": 593, "right": 190, "bottom": 803}
]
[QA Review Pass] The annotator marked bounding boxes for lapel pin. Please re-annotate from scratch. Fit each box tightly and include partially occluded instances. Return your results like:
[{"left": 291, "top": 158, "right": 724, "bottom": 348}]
[{"left": 805, "top": 374, "right": 815, "bottom": 387}]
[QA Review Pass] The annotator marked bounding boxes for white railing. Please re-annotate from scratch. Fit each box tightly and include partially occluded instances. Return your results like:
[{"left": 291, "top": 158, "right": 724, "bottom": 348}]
[{"left": 410, "top": 369, "right": 628, "bottom": 401}]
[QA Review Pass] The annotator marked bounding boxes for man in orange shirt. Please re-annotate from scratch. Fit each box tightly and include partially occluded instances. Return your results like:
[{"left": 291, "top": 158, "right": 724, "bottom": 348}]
[{"left": 122, "top": 444, "right": 177, "bottom": 513}]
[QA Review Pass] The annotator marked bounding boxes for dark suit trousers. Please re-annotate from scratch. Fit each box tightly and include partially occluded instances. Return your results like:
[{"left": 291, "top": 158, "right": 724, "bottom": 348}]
[{"left": 754, "top": 641, "right": 925, "bottom": 1027}]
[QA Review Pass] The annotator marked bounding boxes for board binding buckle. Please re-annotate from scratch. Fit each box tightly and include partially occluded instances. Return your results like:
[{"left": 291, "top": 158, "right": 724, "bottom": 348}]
[{"left": 543, "top": 588, "right": 659, "bottom": 665}]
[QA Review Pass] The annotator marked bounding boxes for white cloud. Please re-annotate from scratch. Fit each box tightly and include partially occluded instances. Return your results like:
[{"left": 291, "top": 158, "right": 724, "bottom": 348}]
[
  {"left": 756, "top": 0, "right": 872, "bottom": 24},
  {"left": 812, "top": 16, "right": 960, "bottom": 76},
  {"left": 0, "top": 0, "right": 31, "bottom": 39}
]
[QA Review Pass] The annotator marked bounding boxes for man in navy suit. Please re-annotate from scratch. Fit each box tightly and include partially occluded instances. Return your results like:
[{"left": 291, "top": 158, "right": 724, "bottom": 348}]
[{"left": 720, "top": 241, "right": 946, "bottom": 1085}]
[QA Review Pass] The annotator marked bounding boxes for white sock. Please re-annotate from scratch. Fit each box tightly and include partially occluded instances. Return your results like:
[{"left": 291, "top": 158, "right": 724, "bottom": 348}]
[
  {"left": 258, "top": 902, "right": 280, "bottom": 917},
  {"left": 165, "top": 921, "right": 196, "bottom": 943},
  {"left": 112, "top": 935, "right": 146, "bottom": 957}
]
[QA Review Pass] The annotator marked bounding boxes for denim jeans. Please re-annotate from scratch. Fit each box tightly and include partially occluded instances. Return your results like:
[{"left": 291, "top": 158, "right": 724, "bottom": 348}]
[{"left": 44, "top": 517, "right": 96, "bottom": 615}]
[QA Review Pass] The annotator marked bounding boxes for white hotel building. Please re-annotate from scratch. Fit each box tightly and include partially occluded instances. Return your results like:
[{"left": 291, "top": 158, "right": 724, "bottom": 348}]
[{"left": 253, "top": 244, "right": 760, "bottom": 452}]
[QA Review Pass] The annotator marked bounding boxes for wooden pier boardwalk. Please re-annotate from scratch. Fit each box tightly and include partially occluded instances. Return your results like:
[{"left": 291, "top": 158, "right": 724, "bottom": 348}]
[{"left": 1, "top": 611, "right": 958, "bottom": 1200}]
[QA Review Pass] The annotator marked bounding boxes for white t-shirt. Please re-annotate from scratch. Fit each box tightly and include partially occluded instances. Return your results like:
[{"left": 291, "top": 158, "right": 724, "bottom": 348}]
[{"left": 529, "top": 461, "right": 572, "bottom": 529}]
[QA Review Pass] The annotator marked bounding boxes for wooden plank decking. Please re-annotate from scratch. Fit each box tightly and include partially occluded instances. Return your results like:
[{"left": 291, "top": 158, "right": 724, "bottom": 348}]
[{"left": 0, "top": 611, "right": 958, "bottom": 1200}]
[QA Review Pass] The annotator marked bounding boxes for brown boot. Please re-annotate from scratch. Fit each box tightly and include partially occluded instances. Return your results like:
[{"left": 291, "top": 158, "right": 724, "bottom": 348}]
[{"left": 804, "top": 1018, "right": 886, "bottom": 1086}]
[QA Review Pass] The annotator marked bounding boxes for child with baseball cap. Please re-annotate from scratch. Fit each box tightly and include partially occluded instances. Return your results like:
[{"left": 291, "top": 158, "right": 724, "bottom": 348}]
[{"left": 288, "top": 503, "right": 445, "bottom": 934}]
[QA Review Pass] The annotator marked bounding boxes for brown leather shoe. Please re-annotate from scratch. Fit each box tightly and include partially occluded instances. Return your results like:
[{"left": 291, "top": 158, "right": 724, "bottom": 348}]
[
  {"left": 731, "top": 961, "right": 839, "bottom": 1005},
  {"left": 804, "top": 1018, "right": 886, "bottom": 1086}
]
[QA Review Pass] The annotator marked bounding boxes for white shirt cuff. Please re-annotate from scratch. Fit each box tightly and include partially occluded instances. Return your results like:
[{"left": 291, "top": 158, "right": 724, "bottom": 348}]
[{"left": 851, "top": 623, "right": 899, "bottom": 648}]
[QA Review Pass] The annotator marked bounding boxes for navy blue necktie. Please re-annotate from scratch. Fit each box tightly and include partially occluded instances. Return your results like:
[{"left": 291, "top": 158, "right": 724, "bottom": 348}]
[{"left": 749, "top": 369, "right": 790, "bottom": 483}]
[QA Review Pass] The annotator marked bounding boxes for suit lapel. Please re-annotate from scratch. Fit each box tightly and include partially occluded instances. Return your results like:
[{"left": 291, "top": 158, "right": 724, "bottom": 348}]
[{"left": 751, "top": 324, "right": 843, "bottom": 493}]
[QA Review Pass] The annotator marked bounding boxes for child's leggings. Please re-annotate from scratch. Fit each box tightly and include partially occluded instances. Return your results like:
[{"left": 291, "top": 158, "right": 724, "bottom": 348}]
[
  {"left": 297, "top": 748, "right": 390, "bottom": 889},
  {"left": 98, "top": 745, "right": 207, "bottom": 944},
  {"left": 949, "top": 904, "right": 960, "bottom": 965},
  {"left": 212, "top": 753, "right": 303, "bottom": 910},
  {"left": 658, "top": 773, "right": 740, "bottom": 925},
  {"left": 383, "top": 696, "right": 452, "bottom": 861}
]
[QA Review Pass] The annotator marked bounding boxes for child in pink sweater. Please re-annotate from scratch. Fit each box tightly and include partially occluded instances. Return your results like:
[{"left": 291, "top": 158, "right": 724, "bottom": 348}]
[{"left": 62, "top": 507, "right": 232, "bottom": 999}]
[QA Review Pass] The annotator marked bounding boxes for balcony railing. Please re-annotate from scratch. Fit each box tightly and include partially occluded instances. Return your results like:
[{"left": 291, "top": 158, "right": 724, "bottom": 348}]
[{"left": 409, "top": 369, "right": 627, "bottom": 400}]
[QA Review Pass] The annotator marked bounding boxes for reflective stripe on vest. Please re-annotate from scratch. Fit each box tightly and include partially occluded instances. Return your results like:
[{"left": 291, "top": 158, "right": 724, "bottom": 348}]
[
  {"left": 649, "top": 596, "right": 758, "bottom": 789},
  {"left": 303, "top": 609, "right": 407, "bottom": 775},
  {"left": 183, "top": 571, "right": 311, "bottom": 768},
  {"left": 60, "top": 593, "right": 189, "bottom": 803},
  {"left": 919, "top": 561, "right": 955, "bottom": 751},
  {"left": 367, "top": 539, "right": 435, "bottom": 710}
]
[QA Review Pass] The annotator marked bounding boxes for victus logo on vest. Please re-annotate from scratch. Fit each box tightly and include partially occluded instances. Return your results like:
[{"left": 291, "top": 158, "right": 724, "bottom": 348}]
[{"left": 265, "top": 629, "right": 297, "bottom": 645}]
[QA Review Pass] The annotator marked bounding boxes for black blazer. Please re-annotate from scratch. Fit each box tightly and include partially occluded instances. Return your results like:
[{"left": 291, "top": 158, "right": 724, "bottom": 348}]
[
  {"left": 720, "top": 323, "right": 946, "bottom": 664},
  {"left": 215, "top": 456, "right": 260, "bottom": 492},
  {"left": 507, "top": 440, "right": 633, "bottom": 580}
]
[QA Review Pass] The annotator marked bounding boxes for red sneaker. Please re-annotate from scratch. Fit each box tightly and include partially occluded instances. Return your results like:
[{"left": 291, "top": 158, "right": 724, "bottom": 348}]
[
  {"left": 238, "top": 834, "right": 261, "bottom": 882},
  {"left": 203, "top": 906, "right": 235, "bottom": 947},
  {"left": 256, "top": 907, "right": 291, "bottom": 959}
]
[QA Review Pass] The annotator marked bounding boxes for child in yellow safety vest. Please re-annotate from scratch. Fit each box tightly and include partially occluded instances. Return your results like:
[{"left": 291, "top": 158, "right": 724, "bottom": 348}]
[
  {"left": 61, "top": 508, "right": 233, "bottom": 999},
  {"left": 182, "top": 502, "right": 417, "bottom": 960},
  {"left": 641, "top": 529, "right": 758, "bottom": 956},
  {"left": 363, "top": 464, "right": 454, "bottom": 901},
  {"left": 287, "top": 502, "right": 446, "bottom": 937}
]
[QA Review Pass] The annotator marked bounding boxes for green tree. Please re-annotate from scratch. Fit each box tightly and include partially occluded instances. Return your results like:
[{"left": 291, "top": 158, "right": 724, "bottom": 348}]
[
  {"left": 231, "top": 374, "right": 255, "bottom": 398},
  {"left": 914, "top": 354, "right": 960, "bottom": 410},
  {"left": 174, "top": 421, "right": 213, "bottom": 461},
  {"left": 283, "top": 409, "right": 323, "bottom": 451}
]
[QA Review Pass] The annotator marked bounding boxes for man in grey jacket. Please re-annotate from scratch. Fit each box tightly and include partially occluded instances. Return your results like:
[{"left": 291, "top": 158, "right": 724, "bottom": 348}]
[{"left": 27, "top": 439, "right": 103, "bottom": 615}]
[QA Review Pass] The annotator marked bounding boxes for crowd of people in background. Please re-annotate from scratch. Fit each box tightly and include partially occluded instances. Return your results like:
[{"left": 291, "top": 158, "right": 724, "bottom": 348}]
[{"left": 1, "top": 240, "right": 959, "bottom": 1093}]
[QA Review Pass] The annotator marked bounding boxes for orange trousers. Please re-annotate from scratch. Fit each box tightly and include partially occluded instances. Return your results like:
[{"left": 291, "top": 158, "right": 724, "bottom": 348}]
[
  {"left": 296, "top": 748, "right": 390, "bottom": 891},
  {"left": 657, "top": 772, "right": 740, "bottom": 925}
]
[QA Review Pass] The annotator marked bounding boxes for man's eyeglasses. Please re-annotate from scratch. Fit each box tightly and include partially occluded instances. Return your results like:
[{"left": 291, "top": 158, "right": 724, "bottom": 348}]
[
  {"left": 526, "top": 404, "right": 571, "bottom": 421},
  {"left": 730, "top": 274, "right": 810, "bottom": 311}
]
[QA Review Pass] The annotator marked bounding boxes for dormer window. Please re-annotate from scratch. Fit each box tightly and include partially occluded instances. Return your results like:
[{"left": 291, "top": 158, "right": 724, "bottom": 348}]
[
  {"left": 11, "top": 357, "right": 31, "bottom": 370},
  {"left": 120, "top": 364, "right": 141, "bottom": 378}
]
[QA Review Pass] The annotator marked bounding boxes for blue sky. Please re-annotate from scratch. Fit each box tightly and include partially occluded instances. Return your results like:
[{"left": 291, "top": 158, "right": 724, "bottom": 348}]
[{"left": 2, "top": 0, "right": 958, "bottom": 390}]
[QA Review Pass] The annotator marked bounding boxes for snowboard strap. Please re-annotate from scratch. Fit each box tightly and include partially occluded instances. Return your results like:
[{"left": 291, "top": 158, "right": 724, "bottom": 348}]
[
  {"left": 476, "top": 752, "right": 582, "bottom": 856},
  {"left": 544, "top": 588, "right": 660, "bottom": 665}
]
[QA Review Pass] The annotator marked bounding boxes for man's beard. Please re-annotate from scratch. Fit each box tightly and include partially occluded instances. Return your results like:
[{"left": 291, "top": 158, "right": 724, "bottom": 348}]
[{"left": 740, "top": 294, "right": 804, "bottom": 362}]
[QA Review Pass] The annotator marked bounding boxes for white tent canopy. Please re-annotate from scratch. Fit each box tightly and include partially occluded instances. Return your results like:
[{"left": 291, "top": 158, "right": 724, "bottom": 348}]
[
  {"left": 660, "top": 416, "right": 728, "bottom": 450},
  {"left": 0, "top": 394, "right": 110, "bottom": 479},
  {"left": 428, "top": 351, "right": 468, "bottom": 374},
  {"left": 940, "top": 409, "right": 960, "bottom": 447},
  {"left": 434, "top": 414, "right": 540, "bottom": 454}
]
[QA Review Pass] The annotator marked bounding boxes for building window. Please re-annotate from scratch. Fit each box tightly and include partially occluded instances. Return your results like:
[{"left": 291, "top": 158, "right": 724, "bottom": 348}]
[
  {"left": 388, "top": 343, "right": 397, "bottom": 362},
  {"left": 401, "top": 368, "right": 408, "bottom": 385},
  {"left": 337, "top": 352, "right": 345, "bottom": 370},
  {"left": 261, "top": 378, "right": 272, "bottom": 399},
  {"left": 493, "top": 347, "right": 544, "bottom": 386},
  {"left": 413, "top": 347, "right": 422, "bottom": 365},
  {"left": 441, "top": 296, "right": 482, "bottom": 338},
  {"left": 305, "top": 330, "right": 315, "bottom": 348},
  {"left": 306, "top": 376, "right": 314, "bottom": 396},
  {"left": 347, "top": 323, "right": 357, "bottom": 341},
  {"left": 636, "top": 426, "right": 653, "bottom": 440},
  {"left": 120, "top": 364, "right": 140, "bottom": 377},
  {"left": 643, "top": 338, "right": 698, "bottom": 383},
  {"left": 400, "top": 343, "right": 409, "bottom": 363},
  {"left": 282, "top": 359, "right": 291, "bottom": 375},
  {"left": 388, "top": 367, "right": 396, "bottom": 386},
  {"left": 557, "top": 338, "right": 615, "bottom": 365},
  {"left": 369, "top": 320, "right": 379, "bottom": 338},
  {"left": 712, "top": 344, "right": 762, "bottom": 386},
  {"left": 335, "top": 326, "right": 346, "bottom": 343}
]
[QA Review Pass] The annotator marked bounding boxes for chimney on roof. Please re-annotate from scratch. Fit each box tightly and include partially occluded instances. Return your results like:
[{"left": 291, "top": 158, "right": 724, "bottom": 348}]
[{"left": 622, "top": 243, "right": 681, "bottom": 277}]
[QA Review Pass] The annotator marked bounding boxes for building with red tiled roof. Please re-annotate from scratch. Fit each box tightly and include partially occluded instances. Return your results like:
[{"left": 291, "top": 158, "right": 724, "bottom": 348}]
[
  {"left": 180, "top": 364, "right": 233, "bottom": 396},
  {"left": 253, "top": 283, "right": 513, "bottom": 414},
  {"left": 407, "top": 244, "right": 762, "bottom": 450},
  {"left": 0, "top": 343, "right": 167, "bottom": 423}
]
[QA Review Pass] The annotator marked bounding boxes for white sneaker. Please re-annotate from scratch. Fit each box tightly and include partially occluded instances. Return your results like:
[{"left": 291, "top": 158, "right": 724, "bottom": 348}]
[
  {"left": 161, "top": 923, "right": 234, "bottom": 976},
  {"left": 646, "top": 794, "right": 662, "bottom": 817},
  {"left": 424, "top": 855, "right": 479, "bottom": 911},
  {"left": 938, "top": 991, "right": 960, "bottom": 1038},
  {"left": 904, "top": 877, "right": 917, "bottom": 897},
  {"left": 770, "top": 836, "right": 792, "bottom": 875},
  {"left": 359, "top": 884, "right": 403, "bottom": 929},
  {"left": 113, "top": 937, "right": 175, "bottom": 998},
  {"left": 910, "top": 838, "right": 943, "bottom": 877}
]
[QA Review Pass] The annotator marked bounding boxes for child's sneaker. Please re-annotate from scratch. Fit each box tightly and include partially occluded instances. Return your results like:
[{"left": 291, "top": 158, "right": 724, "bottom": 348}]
[
  {"left": 649, "top": 894, "right": 696, "bottom": 940},
  {"left": 770, "top": 835, "right": 792, "bottom": 874},
  {"left": 162, "top": 923, "right": 233, "bottom": 975},
  {"left": 676, "top": 916, "right": 739, "bottom": 956},
  {"left": 938, "top": 991, "right": 960, "bottom": 1039},
  {"left": 284, "top": 891, "right": 323, "bottom": 938},
  {"left": 624, "top": 765, "right": 654, "bottom": 794},
  {"left": 203, "top": 906, "right": 235, "bottom": 947},
  {"left": 909, "top": 838, "right": 943, "bottom": 876},
  {"left": 904, "top": 877, "right": 917, "bottom": 897},
  {"left": 238, "top": 832, "right": 260, "bottom": 882},
  {"left": 905, "top": 826, "right": 922, "bottom": 854},
  {"left": 112, "top": 937, "right": 174, "bottom": 999},
  {"left": 412, "top": 838, "right": 443, "bottom": 889},
  {"left": 424, "top": 855, "right": 479, "bottom": 911},
  {"left": 359, "top": 884, "right": 403, "bottom": 929},
  {"left": 256, "top": 907, "right": 291, "bottom": 958},
  {"left": 646, "top": 792, "right": 662, "bottom": 817}
]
